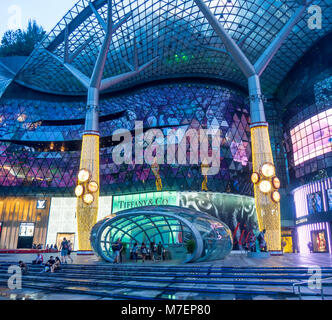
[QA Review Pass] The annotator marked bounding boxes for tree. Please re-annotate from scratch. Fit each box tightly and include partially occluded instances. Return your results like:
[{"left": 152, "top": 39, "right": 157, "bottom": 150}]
[{"left": 0, "top": 20, "right": 46, "bottom": 57}]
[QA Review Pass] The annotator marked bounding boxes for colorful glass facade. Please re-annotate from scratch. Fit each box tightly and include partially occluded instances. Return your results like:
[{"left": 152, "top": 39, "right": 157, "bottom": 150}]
[{"left": 0, "top": 81, "right": 254, "bottom": 197}]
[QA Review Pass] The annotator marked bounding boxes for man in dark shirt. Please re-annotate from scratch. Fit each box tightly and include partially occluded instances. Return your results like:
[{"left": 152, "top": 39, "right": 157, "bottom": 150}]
[{"left": 42, "top": 256, "right": 55, "bottom": 272}]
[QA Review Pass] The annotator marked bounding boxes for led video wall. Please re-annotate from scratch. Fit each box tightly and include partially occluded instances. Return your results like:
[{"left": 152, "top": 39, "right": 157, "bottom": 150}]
[{"left": 290, "top": 109, "right": 332, "bottom": 166}]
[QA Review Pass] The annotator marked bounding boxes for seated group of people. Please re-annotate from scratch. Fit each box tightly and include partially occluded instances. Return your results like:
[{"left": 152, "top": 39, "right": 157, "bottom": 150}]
[
  {"left": 18, "top": 254, "right": 63, "bottom": 275},
  {"left": 32, "top": 254, "right": 62, "bottom": 273}
]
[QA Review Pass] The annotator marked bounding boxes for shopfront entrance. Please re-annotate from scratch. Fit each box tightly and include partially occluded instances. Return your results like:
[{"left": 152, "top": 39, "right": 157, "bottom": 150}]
[
  {"left": 56, "top": 233, "right": 75, "bottom": 250},
  {"left": 17, "top": 223, "right": 35, "bottom": 249}
]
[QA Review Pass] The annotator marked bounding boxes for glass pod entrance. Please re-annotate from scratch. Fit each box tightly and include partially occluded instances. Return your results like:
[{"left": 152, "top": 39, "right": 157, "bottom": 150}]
[{"left": 90, "top": 206, "right": 233, "bottom": 263}]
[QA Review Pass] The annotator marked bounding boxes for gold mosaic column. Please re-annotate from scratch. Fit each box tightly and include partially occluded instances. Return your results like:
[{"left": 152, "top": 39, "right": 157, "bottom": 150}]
[
  {"left": 76, "top": 134, "right": 100, "bottom": 251},
  {"left": 251, "top": 125, "right": 281, "bottom": 252}
]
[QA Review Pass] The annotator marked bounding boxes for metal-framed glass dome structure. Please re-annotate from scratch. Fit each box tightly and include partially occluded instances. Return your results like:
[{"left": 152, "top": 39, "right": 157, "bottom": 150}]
[
  {"left": 7, "top": 0, "right": 332, "bottom": 98},
  {"left": 90, "top": 205, "right": 233, "bottom": 263}
]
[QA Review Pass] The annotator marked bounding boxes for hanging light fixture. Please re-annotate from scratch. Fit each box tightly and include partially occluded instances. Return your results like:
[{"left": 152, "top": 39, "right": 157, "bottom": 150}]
[
  {"left": 83, "top": 193, "right": 94, "bottom": 205},
  {"left": 271, "top": 191, "right": 281, "bottom": 203},
  {"left": 87, "top": 181, "right": 98, "bottom": 193},
  {"left": 272, "top": 176, "right": 281, "bottom": 189},
  {"left": 251, "top": 172, "right": 260, "bottom": 184},
  {"left": 78, "top": 169, "right": 90, "bottom": 183},
  {"left": 259, "top": 180, "right": 272, "bottom": 193},
  {"left": 261, "top": 162, "right": 275, "bottom": 178},
  {"left": 75, "top": 185, "right": 84, "bottom": 197}
]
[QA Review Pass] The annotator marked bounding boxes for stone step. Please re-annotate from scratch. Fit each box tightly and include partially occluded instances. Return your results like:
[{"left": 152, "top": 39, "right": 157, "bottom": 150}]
[
  {"left": 2, "top": 263, "right": 332, "bottom": 274},
  {"left": 0, "top": 271, "right": 305, "bottom": 287},
  {"left": 0, "top": 275, "right": 305, "bottom": 298},
  {"left": 1, "top": 267, "right": 331, "bottom": 281}
]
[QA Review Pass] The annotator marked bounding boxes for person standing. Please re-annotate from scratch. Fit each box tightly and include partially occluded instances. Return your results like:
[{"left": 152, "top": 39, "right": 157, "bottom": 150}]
[
  {"left": 60, "top": 237, "right": 69, "bottom": 264},
  {"left": 157, "top": 242, "right": 164, "bottom": 261},
  {"left": 150, "top": 242, "right": 156, "bottom": 262},
  {"left": 112, "top": 239, "right": 122, "bottom": 264},
  {"left": 141, "top": 242, "right": 147, "bottom": 263},
  {"left": 67, "top": 240, "right": 73, "bottom": 263},
  {"left": 258, "top": 229, "right": 267, "bottom": 252},
  {"left": 132, "top": 242, "right": 139, "bottom": 262},
  {"left": 118, "top": 239, "right": 123, "bottom": 263}
]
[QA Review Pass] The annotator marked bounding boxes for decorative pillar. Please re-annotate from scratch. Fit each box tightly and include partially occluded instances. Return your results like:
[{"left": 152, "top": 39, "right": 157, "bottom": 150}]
[
  {"left": 151, "top": 158, "right": 163, "bottom": 191},
  {"left": 249, "top": 75, "right": 281, "bottom": 253},
  {"left": 76, "top": 133, "right": 100, "bottom": 251},
  {"left": 76, "top": 90, "right": 100, "bottom": 252}
]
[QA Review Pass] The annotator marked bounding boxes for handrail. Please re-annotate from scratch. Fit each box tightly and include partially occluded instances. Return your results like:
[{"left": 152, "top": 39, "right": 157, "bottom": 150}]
[{"left": 293, "top": 277, "right": 332, "bottom": 300}]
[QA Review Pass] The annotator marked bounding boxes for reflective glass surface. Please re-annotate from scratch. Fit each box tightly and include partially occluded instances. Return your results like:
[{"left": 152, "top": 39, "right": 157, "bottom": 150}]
[{"left": 90, "top": 205, "right": 233, "bottom": 262}]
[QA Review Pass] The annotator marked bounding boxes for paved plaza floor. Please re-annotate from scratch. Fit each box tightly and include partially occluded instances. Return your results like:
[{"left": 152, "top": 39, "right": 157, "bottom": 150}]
[
  {"left": 1, "top": 251, "right": 332, "bottom": 267},
  {"left": 0, "top": 252, "right": 331, "bottom": 300}
]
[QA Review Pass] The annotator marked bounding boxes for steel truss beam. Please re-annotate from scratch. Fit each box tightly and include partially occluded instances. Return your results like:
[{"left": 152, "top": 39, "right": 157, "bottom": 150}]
[{"left": 193, "top": 0, "right": 312, "bottom": 123}]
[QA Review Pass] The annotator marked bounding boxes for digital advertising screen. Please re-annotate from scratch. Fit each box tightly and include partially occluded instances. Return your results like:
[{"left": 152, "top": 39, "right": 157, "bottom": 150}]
[
  {"left": 311, "top": 230, "right": 329, "bottom": 253},
  {"left": 327, "top": 189, "right": 332, "bottom": 211},
  {"left": 307, "top": 192, "right": 323, "bottom": 215}
]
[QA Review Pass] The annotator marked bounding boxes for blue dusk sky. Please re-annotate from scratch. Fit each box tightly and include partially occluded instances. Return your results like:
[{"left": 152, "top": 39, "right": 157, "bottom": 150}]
[{"left": 0, "top": 0, "right": 79, "bottom": 39}]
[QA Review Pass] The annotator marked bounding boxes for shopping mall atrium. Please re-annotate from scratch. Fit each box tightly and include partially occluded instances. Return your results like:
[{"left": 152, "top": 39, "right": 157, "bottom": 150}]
[{"left": 0, "top": 0, "right": 331, "bottom": 300}]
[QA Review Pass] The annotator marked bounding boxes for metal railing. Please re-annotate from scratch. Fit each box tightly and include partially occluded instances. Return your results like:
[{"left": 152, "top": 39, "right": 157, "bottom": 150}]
[{"left": 293, "top": 277, "right": 332, "bottom": 300}]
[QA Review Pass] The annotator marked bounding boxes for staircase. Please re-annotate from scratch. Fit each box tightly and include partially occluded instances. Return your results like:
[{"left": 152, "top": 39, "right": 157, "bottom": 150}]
[{"left": 1, "top": 262, "right": 332, "bottom": 300}]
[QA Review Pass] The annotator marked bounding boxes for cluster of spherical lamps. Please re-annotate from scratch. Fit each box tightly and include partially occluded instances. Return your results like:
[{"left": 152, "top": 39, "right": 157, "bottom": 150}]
[
  {"left": 251, "top": 162, "right": 281, "bottom": 202},
  {"left": 75, "top": 169, "right": 99, "bottom": 205}
]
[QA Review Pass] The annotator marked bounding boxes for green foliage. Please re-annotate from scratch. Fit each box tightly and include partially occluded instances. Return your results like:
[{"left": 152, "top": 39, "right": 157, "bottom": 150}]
[
  {"left": 185, "top": 239, "right": 196, "bottom": 254},
  {"left": 0, "top": 20, "right": 45, "bottom": 57}
]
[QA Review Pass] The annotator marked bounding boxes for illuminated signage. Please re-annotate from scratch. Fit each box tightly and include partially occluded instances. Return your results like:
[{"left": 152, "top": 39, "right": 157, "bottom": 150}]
[
  {"left": 328, "top": 189, "right": 332, "bottom": 211},
  {"left": 112, "top": 192, "right": 178, "bottom": 213},
  {"left": 296, "top": 217, "right": 308, "bottom": 225},
  {"left": 19, "top": 223, "right": 35, "bottom": 237},
  {"left": 290, "top": 109, "right": 331, "bottom": 166},
  {"left": 36, "top": 200, "right": 47, "bottom": 209}
]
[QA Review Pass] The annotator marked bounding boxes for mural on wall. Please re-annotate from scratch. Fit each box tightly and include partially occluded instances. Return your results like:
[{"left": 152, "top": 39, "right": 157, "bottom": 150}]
[{"left": 178, "top": 192, "right": 258, "bottom": 250}]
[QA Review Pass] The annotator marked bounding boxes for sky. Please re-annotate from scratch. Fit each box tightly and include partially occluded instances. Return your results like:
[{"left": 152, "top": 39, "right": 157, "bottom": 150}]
[{"left": 0, "top": 0, "right": 79, "bottom": 40}]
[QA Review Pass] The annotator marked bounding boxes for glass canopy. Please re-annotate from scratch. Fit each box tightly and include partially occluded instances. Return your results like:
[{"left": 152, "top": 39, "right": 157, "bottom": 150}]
[
  {"left": 90, "top": 205, "right": 233, "bottom": 263},
  {"left": 9, "top": 0, "right": 332, "bottom": 97}
]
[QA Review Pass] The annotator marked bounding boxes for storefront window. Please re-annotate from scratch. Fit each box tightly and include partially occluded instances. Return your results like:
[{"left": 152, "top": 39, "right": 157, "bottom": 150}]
[{"left": 311, "top": 230, "right": 329, "bottom": 253}]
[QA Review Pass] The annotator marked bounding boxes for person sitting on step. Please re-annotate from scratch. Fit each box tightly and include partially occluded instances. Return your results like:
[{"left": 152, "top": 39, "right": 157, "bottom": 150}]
[
  {"left": 51, "top": 257, "right": 61, "bottom": 273},
  {"left": 32, "top": 253, "right": 43, "bottom": 265}
]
